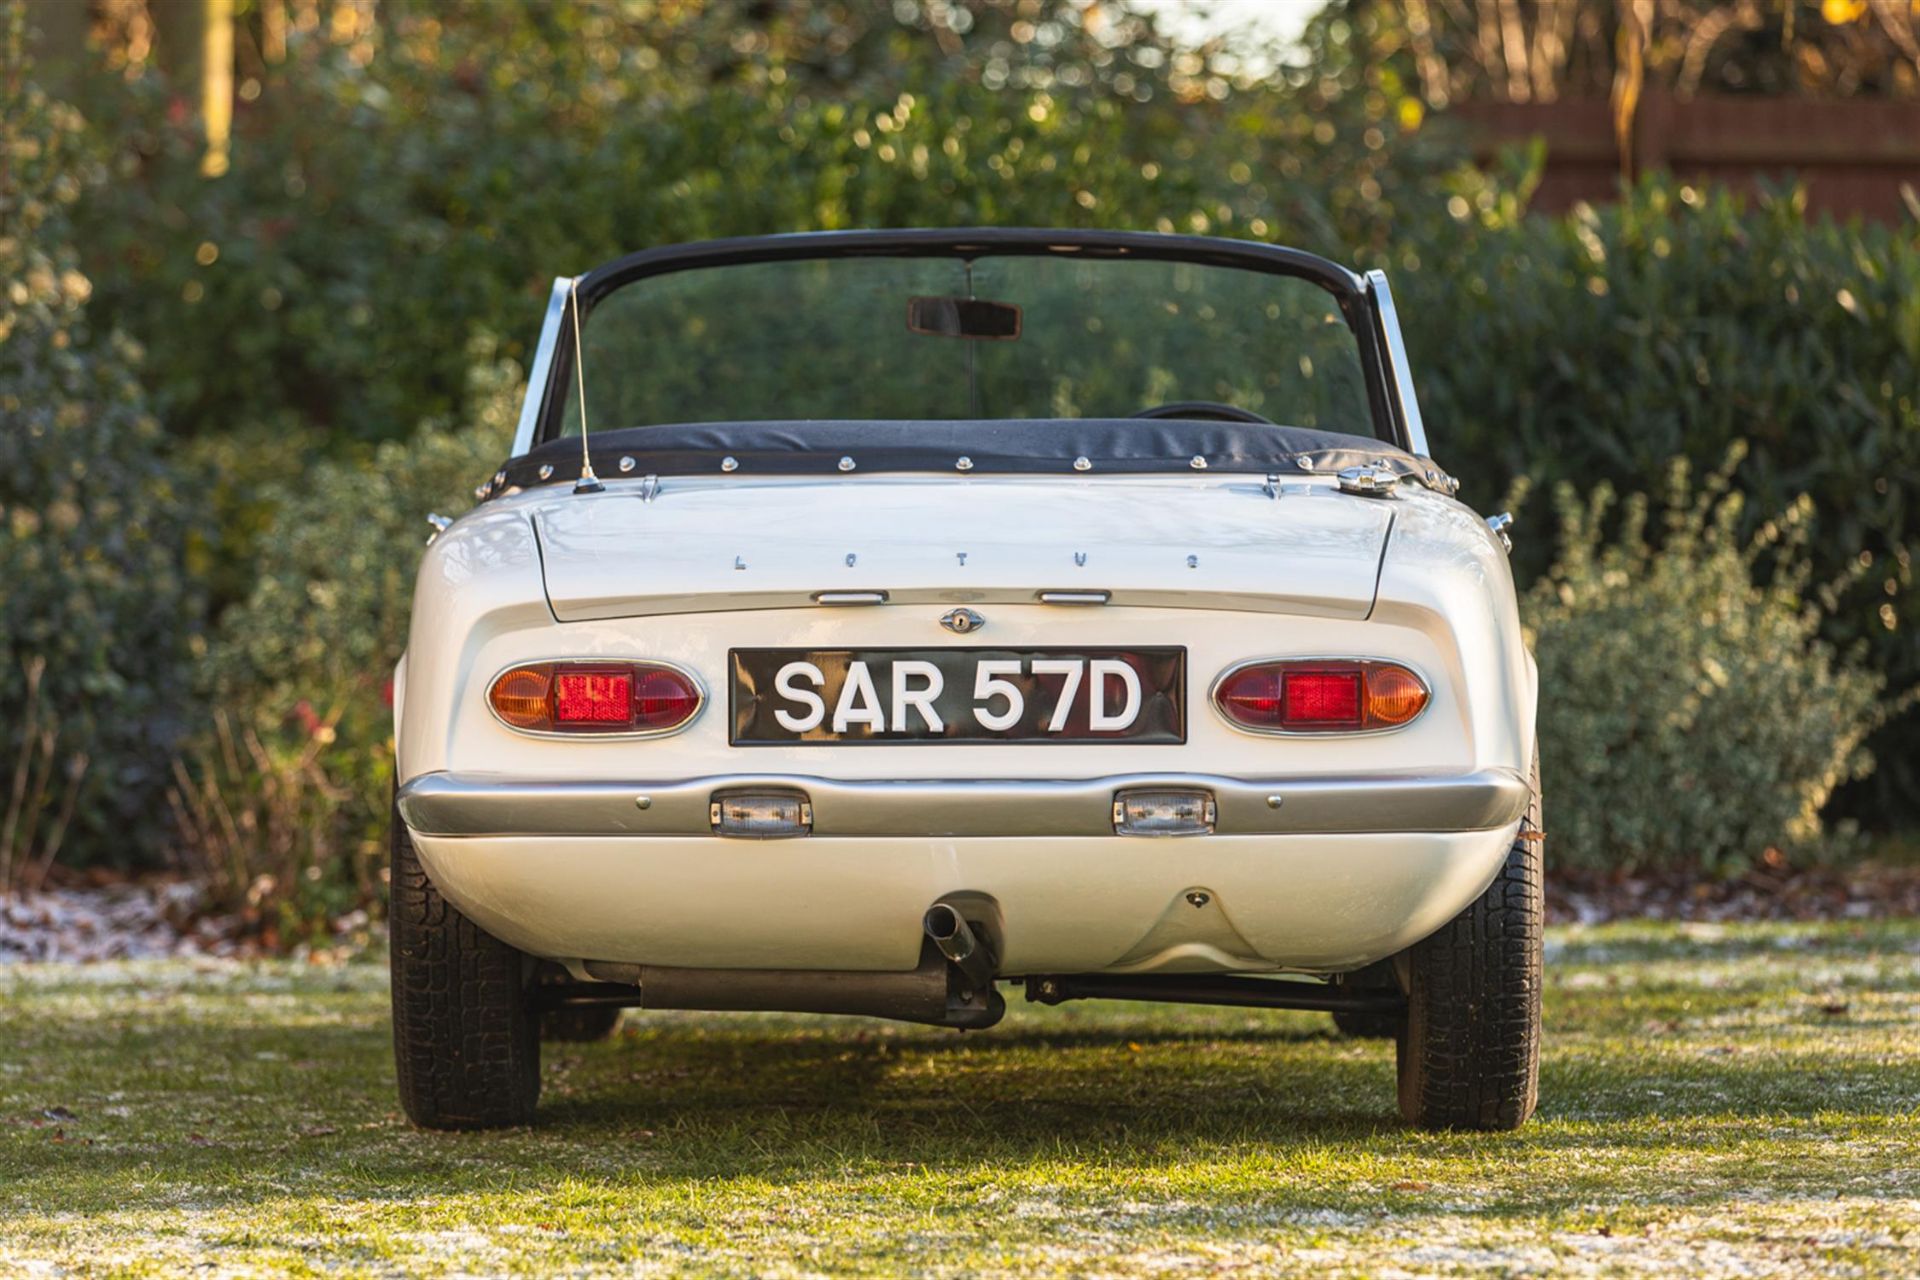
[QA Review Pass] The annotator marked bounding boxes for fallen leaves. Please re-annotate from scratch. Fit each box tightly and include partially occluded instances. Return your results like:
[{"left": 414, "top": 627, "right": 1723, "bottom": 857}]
[{"left": 1548, "top": 863, "right": 1920, "bottom": 926}]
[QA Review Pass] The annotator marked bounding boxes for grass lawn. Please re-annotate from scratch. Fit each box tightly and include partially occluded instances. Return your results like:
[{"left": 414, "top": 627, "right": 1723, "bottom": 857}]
[{"left": 2, "top": 921, "right": 1917, "bottom": 1277}]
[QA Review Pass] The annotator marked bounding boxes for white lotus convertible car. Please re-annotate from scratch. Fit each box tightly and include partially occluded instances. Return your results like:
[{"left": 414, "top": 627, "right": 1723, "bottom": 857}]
[{"left": 391, "top": 229, "right": 1541, "bottom": 1132}]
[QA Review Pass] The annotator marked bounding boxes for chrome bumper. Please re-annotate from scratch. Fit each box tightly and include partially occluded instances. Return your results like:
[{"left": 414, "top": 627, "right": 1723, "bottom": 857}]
[{"left": 397, "top": 769, "right": 1530, "bottom": 839}]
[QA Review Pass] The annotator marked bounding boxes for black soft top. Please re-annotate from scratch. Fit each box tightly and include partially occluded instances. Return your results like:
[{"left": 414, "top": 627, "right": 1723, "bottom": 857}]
[{"left": 488, "top": 419, "right": 1450, "bottom": 499}]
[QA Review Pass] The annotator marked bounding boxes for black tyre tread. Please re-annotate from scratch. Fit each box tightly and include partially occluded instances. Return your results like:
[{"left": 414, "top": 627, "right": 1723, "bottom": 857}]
[
  {"left": 540, "top": 1004, "right": 623, "bottom": 1043},
  {"left": 1396, "top": 755, "right": 1543, "bottom": 1131},
  {"left": 390, "top": 801, "right": 540, "bottom": 1129}
]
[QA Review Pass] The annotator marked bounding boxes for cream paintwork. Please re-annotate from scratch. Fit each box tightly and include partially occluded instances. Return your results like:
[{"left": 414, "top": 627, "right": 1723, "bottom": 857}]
[
  {"left": 395, "top": 471, "right": 1537, "bottom": 976},
  {"left": 411, "top": 828, "right": 1518, "bottom": 977},
  {"left": 535, "top": 475, "right": 1395, "bottom": 622}
]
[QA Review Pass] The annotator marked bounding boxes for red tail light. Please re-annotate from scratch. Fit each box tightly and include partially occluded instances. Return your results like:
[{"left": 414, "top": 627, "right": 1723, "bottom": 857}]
[
  {"left": 488, "top": 662, "right": 701, "bottom": 735},
  {"left": 1282, "top": 670, "right": 1362, "bottom": 725},
  {"left": 555, "top": 671, "right": 632, "bottom": 724},
  {"left": 1213, "top": 660, "right": 1429, "bottom": 733}
]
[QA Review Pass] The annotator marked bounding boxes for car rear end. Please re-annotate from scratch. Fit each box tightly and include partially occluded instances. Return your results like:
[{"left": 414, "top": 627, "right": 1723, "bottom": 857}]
[
  {"left": 396, "top": 467, "right": 1532, "bottom": 984},
  {"left": 386, "top": 228, "right": 1542, "bottom": 1134}
]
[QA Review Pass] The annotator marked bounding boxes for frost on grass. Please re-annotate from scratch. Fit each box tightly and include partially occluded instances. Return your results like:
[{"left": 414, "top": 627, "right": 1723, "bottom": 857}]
[
  {"left": 0, "top": 921, "right": 1917, "bottom": 1277},
  {"left": 0, "top": 885, "right": 215, "bottom": 963}
]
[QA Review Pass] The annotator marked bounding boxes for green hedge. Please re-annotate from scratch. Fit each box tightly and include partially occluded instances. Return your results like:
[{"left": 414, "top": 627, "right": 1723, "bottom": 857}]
[
  {"left": 198, "top": 344, "right": 521, "bottom": 895},
  {"left": 71, "top": 4, "right": 1439, "bottom": 450},
  {"left": 0, "top": 22, "right": 195, "bottom": 872},
  {"left": 1385, "top": 175, "right": 1920, "bottom": 818}
]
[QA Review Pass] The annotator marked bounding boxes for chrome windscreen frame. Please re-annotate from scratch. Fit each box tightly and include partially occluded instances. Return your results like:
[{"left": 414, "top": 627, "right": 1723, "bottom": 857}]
[
  {"left": 1364, "top": 269, "right": 1431, "bottom": 460},
  {"left": 525, "top": 229, "right": 1407, "bottom": 453},
  {"left": 507, "top": 235, "right": 1437, "bottom": 464},
  {"left": 509, "top": 276, "right": 574, "bottom": 459}
]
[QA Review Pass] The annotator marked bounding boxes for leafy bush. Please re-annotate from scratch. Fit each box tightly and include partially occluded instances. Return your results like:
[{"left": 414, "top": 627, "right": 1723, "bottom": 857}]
[
  {"left": 1386, "top": 173, "right": 1920, "bottom": 819},
  {"left": 0, "top": 15, "right": 194, "bottom": 871},
  {"left": 70, "top": 1, "right": 1451, "bottom": 450},
  {"left": 178, "top": 346, "right": 517, "bottom": 927},
  {"left": 167, "top": 707, "right": 359, "bottom": 945},
  {"left": 1524, "top": 447, "right": 1889, "bottom": 874}
]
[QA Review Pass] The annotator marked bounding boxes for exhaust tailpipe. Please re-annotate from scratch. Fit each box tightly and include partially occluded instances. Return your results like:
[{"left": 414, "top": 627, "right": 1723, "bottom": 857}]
[{"left": 923, "top": 903, "right": 997, "bottom": 993}]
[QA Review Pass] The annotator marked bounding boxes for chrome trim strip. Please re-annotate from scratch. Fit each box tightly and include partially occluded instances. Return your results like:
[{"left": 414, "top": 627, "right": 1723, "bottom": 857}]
[
  {"left": 396, "top": 768, "right": 1529, "bottom": 839},
  {"left": 1037, "top": 590, "right": 1111, "bottom": 605},
  {"left": 510, "top": 277, "right": 574, "bottom": 459},
  {"left": 1365, "top": 269, "right": 1430, "bottom": 460},
  {"left": 812, "top": 591, "right": 890, "bottom": 606}
]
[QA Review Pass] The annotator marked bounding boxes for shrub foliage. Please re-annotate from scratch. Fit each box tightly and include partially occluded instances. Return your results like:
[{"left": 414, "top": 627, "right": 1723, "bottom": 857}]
[
  {"left": 1390, "top": 175, "right": 1919, "bottom": 816},
  {"left": 70, "top": 1, "right": 1450, "bottom": 447},
  {"left": 185, "top": 348, "right": 518, "bottom": 924},
  {"left": 0, "top": 13, "right": 194, "bottom": 871},
  {"left": 1525, "top": 448, "right": 1886, "bottom": 874}
]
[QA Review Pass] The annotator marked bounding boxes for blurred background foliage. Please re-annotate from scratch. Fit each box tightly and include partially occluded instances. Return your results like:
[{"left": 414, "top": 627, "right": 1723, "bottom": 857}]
[
  {"left": 2, "top": 0, "right": 1916, "bottom": 930},
  {"left": 1, "top": 5, "right": 197, "bottom": 885},
  {"left": 1334, "top": 0, "right": 1920, "bottom": 104},
  {"left": 1522, "top": 444, "right": 1895, "bottom": 874}
]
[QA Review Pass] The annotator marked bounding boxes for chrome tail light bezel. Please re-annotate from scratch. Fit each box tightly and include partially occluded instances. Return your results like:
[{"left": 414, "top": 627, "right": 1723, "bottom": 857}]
[
  {"left": 1208, "top": 657, "right": 1433, "bottom": 737},
  {"left": 485, "top": 659, "right": 706, "bottom": 739}
]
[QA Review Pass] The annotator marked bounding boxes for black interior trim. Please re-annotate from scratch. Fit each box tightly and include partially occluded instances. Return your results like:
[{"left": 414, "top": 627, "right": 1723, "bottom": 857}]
[{"left": 491, "top": 419, "right": 1450, "bottom": 498}]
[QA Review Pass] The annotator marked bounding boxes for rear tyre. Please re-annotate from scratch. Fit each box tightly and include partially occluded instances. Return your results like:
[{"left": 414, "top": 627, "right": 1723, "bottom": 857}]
[
  {"left": 1396, "top": 754, "right": 1543, "bottom": 1132},
  {"left": 390, "top": 794, "right": 541, "bottom": 1129}
]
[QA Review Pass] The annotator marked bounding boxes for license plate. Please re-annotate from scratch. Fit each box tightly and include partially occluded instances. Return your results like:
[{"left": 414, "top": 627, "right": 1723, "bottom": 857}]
[{"left": 729, "top": 647, "right": 1186, "bottom": 745}]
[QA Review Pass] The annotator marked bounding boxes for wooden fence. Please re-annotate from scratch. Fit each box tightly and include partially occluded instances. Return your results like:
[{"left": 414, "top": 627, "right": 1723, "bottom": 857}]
[{"left": 1451, "top": 91, "right": 1920, "bottom": 222}]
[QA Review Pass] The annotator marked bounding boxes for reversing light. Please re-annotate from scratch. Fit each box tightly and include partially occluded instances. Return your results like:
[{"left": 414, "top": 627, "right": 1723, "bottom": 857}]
[
  {"left": 1113, "top": 788, "right": 1217, "bottom": 836},
  {"left": 710, "top": 790, "right": 813, "bottom": 839},
  {"left": 487, "top": 661, "right": 701, "bottom": 735},
  {"left": 1213, "top": 659, "right": 1429, "bottom": 734}
]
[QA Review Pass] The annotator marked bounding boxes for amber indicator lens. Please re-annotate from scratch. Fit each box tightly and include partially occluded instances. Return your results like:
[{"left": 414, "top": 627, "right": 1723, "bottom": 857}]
[
  {"left": 488, "top": 662, "right": 700, "bottom": 734},
  {"left": 488, "top": 667, "right": 553, "bottom": 729},
  {"left": 1360, "top": 664, "right": 1428, "bottom": 727},
  {"left": 1214, "top": 660, "right": 1428, "bottom": 733}
]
